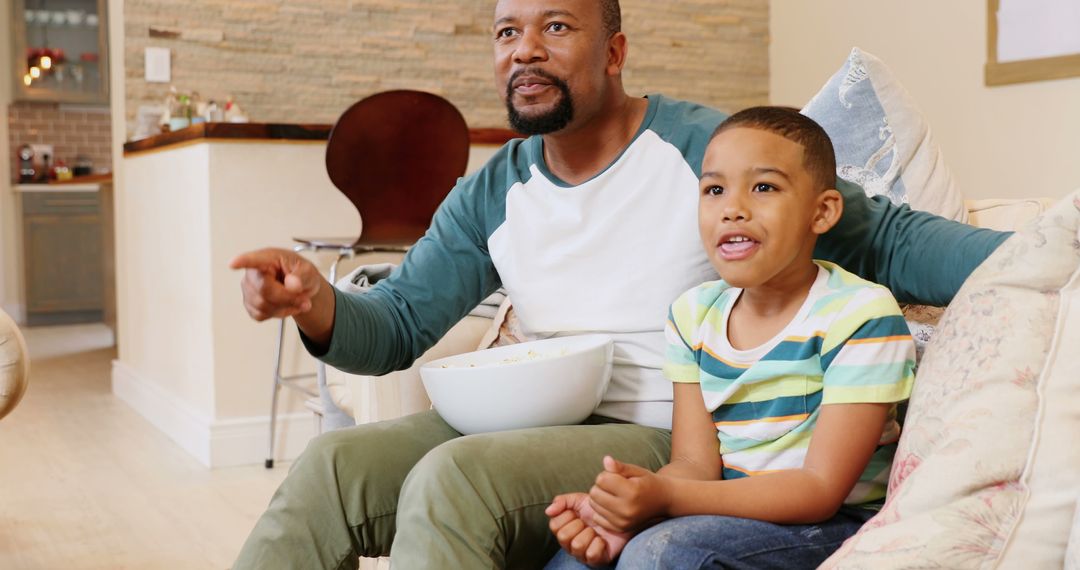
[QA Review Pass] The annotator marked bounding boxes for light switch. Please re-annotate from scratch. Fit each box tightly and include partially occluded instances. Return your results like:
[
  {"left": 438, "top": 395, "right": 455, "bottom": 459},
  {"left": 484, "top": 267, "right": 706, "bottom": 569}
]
[{"left": 145, "top": 47, "right": 171, "bottom": 83}]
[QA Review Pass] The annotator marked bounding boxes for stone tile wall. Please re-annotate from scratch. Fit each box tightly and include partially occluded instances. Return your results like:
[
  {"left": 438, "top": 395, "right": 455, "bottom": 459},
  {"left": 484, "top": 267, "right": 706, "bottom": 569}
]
[
  {"left": 8, "top": 102, "right": 112, "bottom": 180},
  {"left": 123, "top": 0, "right": 767, "bottom": 133}
]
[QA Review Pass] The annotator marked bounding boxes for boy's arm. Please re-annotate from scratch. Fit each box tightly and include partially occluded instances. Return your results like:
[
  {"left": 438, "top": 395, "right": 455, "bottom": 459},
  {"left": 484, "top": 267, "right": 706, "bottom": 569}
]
[
  {"left": 657, "top": 383, "right": 723, "bottom": 481},
  {"left": 589, "top": 402, "right": 890, "bottom": 530},
  {"left": 662, "top": 402, "right": 888, "bottom": 523}
]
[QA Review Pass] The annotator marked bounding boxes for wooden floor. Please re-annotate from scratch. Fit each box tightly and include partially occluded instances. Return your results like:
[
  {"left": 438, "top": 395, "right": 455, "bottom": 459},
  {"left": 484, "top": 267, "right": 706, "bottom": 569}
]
[{"left": 0, "top": 325, "right": 290, "bottom": 569}]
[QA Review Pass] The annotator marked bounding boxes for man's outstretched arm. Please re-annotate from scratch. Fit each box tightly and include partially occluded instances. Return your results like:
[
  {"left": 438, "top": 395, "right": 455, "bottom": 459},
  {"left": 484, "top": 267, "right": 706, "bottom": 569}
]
[
  {"left": 232, "top": 179, "right": 501, "bottom": 377},
  {"left": 231, "top": 247, "right": 337, "bottom": 345},
  {"left": 817, "top": 179, "right": 1011, "bottom": 306}
]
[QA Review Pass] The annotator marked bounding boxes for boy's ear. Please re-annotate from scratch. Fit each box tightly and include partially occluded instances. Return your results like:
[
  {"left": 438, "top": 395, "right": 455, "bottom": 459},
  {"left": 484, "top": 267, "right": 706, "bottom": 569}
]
[{"left": 811, "top": 189, "right": 844, "bottom": 235}]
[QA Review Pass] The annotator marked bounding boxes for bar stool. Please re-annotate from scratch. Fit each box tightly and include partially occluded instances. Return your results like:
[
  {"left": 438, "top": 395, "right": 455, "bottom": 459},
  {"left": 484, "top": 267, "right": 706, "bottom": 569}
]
[{"left": 266, "top": 90, "right": 470, "bottom": 467}]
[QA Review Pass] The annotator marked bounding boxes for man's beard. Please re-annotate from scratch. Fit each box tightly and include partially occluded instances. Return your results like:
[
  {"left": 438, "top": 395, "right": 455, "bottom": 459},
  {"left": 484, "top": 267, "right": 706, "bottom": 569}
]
[{"left": 505, "top": 70, "right": 574, "bottom": 135}]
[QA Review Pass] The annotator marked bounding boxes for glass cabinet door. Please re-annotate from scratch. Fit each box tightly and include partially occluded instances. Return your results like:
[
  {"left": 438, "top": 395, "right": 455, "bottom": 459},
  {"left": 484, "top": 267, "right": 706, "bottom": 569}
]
[{"left": 12, "top": 0, "right": 109, "bottom": 104}]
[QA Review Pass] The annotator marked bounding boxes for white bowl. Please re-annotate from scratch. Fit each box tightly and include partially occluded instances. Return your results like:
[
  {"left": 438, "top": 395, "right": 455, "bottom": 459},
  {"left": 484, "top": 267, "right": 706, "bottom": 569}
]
[{"left": 420, "top": 334, "right": 614, "bottom": 435}]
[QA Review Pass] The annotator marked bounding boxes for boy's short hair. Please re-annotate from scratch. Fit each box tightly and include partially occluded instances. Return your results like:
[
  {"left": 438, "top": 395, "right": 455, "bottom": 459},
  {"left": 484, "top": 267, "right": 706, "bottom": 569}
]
[{"left": 710, "top": 106, "right": 837, "bottom": 192}]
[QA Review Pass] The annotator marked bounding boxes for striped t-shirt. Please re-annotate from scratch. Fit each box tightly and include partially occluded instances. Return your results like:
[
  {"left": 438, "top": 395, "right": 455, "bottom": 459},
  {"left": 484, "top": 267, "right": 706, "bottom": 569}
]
[{"left": 664, "top": 261, "right": 915, "bottom": 505}]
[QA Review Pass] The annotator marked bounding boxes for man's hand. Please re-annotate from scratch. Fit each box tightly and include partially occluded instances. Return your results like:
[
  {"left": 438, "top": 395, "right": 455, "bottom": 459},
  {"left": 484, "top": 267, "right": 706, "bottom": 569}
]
[
  {"left": 230, "top": 248, "right": 336, "bottom": 346},
  {"left": 546, "top": 492, "right": 631, "bottom": 566},
  {"left": 588, "top": 456, "right": 672, "bottom": 533}
]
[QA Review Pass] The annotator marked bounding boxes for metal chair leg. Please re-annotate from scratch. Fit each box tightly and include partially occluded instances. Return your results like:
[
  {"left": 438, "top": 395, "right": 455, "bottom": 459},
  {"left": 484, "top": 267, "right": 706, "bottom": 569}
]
[
  {"left": 266, "top": 317, "right": 287, "bottom": 468},
  {"left": 265, "top": 246, "right": 349, "bottom": 468}
]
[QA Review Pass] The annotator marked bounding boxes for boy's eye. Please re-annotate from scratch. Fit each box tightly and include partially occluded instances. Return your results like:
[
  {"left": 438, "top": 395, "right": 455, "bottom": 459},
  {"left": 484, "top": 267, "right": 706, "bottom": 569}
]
[
  {"left": 703, "top": 185, "right": 724, "bottom": 196},
  {"left": 753, "top": 183, "right": 775, "bottom": 192}
]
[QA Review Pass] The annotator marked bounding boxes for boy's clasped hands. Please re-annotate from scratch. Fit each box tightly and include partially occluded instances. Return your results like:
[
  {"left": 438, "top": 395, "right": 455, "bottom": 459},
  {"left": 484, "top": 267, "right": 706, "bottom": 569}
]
[{"left": 546, "top": 456, "right": 669, "bottom": 566}]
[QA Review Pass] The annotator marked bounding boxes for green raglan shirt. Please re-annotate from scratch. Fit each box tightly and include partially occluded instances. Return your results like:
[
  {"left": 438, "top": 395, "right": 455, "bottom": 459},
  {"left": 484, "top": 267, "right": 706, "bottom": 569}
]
[{"left": 304, "top": 94, "right": 1007, "bottom": 427}]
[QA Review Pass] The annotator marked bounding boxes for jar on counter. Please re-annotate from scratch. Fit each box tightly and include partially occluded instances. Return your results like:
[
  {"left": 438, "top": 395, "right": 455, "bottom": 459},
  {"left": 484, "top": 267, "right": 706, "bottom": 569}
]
[{"left": 73, "top": 155, "right": 93, "bottom": 177}]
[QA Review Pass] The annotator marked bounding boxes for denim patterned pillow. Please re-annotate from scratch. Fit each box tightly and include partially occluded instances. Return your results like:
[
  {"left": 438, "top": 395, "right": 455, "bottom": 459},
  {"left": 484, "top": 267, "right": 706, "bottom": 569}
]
[{"left": 802, "top": 48, "right": 967, "bottom": 222}]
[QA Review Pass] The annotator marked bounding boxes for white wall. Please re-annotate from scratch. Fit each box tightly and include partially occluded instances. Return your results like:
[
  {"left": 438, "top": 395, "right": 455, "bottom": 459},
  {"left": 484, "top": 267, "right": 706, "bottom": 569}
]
[
  {"left": 1, "top": 0, "right": 24, "bottom": 323},
  {"left": 108, "top": 0, "right": 127, "bottom": 355},
  {"left": 771, "top": 0, "right": 1080, "bottom": 201},
  {"left": 115, "top": 141, "right": 357, "bottom": 465},
  {"left": 114, "top": 139, "right": 505, "bottom": 467}
]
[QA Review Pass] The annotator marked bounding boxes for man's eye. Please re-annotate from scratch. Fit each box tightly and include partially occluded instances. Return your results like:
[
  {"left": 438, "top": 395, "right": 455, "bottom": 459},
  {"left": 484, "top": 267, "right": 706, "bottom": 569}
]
[
  {"left": 496, "top": 27, "right": 517, "bottom": 39},
  {"left": 703, "top": 185, "right": 724, "bottom": 196},
  {"left": 753, "top": 183, "right": 775, "bottom": 192},
  {"left": 547, "top": 22, "right": 568, "bottom": 32}
]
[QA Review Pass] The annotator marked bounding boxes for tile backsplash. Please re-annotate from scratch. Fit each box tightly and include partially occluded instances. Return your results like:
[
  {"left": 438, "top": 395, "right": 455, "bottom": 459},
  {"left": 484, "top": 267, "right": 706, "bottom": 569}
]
[{"left": 8, "top": 102, "right": 112, "bottom": 182}]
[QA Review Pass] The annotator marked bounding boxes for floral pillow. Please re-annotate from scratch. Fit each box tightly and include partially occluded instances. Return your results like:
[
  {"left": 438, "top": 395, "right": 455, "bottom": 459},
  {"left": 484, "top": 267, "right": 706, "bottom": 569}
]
[
  {"left": 822, "top": 190, "right": 1080, "bottom": 568},
  {"left": 802, "top": 47, "right": 967, "bottom": 222}
]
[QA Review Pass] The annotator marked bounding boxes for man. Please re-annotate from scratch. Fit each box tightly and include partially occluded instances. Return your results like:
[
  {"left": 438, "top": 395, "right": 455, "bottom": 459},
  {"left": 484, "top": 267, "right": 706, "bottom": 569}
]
[{"left": 231, "top": 0, "right": 1007, "bottom": 568}]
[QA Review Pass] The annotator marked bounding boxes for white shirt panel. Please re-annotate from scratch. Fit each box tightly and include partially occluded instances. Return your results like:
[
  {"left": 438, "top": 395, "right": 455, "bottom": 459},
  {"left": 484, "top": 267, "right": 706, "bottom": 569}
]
[{"left": 487, "top": 130, "right": 718, "bottom": 428}]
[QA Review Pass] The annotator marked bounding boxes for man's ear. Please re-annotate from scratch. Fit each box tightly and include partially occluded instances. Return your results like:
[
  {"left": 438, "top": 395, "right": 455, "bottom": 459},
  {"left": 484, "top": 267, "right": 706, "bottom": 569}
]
[
  {"left": 607, "top": 32, "right": 629, "bottom": 76},
  {"left": 812, "top": 188, "right": 844, "bottom": 235}
]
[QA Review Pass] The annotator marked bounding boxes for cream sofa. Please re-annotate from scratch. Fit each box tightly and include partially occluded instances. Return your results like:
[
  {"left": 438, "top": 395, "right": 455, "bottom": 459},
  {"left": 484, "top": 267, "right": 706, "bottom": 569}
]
[
  {"left": 327, "top": 195, "right": 1078, "bottom": 570},
  {"left": 326, "top": 197, "right": 1056, "bottom": 425}
]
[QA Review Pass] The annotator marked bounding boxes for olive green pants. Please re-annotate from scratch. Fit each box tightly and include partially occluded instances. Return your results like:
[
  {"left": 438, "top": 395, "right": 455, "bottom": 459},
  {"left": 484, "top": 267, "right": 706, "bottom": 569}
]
[{"left": 234, "top": 410, "right": 672, "bottom": 570}]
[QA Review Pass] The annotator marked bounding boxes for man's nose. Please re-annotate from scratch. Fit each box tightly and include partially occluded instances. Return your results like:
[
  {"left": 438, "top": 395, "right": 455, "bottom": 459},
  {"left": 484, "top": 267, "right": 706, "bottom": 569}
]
[{"left": 513, "top": 29, "right": 547, "bottom": 63}]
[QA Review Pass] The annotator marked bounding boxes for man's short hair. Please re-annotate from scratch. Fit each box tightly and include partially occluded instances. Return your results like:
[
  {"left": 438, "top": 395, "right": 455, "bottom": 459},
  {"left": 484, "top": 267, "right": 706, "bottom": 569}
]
[
  {"left": 711, "top": 106, "right": 837, "bottom": 192},
  {"left": 601, "top": 0, "right": 621, "bottom": 36}
]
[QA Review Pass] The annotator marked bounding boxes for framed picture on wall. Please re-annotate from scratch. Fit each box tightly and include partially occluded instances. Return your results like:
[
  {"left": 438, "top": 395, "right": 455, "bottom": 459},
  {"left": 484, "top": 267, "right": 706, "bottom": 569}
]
[{"left": 986, "top": 0, "right": 1080, "bottom": 86}]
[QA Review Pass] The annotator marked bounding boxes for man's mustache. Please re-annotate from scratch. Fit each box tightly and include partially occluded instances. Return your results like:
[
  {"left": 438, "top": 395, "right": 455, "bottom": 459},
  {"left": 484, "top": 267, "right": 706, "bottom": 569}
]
[{"left": 507, "top": 68, "right": 569, "bottom": 97}]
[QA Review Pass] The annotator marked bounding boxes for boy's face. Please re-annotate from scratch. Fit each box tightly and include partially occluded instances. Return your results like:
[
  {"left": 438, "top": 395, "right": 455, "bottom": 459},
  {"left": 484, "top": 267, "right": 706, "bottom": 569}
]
[{"left": 698, "top": 127, "right": 841, "bottom": 290}]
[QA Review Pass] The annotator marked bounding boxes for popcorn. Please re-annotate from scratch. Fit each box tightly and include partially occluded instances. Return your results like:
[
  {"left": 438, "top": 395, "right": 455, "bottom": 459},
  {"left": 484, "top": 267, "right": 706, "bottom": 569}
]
[{"left": 440, "top": 349, "right": 569, "bottom": 368}]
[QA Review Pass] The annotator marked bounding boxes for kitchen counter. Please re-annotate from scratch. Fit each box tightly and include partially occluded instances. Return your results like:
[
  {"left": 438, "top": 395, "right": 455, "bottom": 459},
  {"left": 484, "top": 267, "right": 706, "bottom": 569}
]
[
  {"left": 14, "top": 174, "right": 113, "bottom": 192},
  {"left": 123, "top": 122, "right": 518, "bottom": 156}
]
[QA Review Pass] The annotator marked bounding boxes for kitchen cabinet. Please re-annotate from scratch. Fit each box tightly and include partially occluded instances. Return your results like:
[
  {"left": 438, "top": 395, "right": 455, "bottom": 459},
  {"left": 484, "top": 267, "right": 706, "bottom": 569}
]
[
  {"left": 11, "top": 0, "right": 109, "bottom": 104},
  {"left": 19, "top": 187, "right": 110, "bottom": 326}
]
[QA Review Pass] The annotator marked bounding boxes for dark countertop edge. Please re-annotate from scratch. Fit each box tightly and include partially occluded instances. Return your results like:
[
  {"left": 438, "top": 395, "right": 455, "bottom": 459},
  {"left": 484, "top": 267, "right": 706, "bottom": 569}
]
[
  {"left": 11, "top": 173, "right": 113, "bottom": 187},
  {"left": 123, "top": 123, "right": 521, "bottom": 155}
]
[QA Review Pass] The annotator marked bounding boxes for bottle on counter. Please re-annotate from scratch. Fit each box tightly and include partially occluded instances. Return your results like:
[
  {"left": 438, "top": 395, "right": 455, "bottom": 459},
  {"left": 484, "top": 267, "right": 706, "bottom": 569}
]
[
  {"left": 205, "top": 100, "right": 223, "bottom": 123},
  {"left": 190, "top": 91, "right": 207, "bottom": 125},
  {"left": 17, "top": 145, "right": 35, "bottom": 183},
  {"left": 224, "top": 96, "right": 249, "bottom": 123},
  {"left": 74, "top": 155, "right": 93, "bottom": 177},
  {"left": 54, "top": 159, "right": 73, "bottom": 181}
]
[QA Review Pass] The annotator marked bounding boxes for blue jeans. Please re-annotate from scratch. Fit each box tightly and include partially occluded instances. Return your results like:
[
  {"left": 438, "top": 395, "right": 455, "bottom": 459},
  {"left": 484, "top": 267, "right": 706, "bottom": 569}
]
[{"left": 545, "top": 506, "right": 876, "bottom": 570}]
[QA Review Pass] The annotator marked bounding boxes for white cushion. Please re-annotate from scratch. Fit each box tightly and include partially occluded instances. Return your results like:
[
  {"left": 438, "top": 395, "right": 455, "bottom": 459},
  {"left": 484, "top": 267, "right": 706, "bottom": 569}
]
[
  {"left": 802, "top": 47, "right": 967, "bottom": 222},
  {"left": 823, "top": 190, "right": 1080, "bottom": 568}
]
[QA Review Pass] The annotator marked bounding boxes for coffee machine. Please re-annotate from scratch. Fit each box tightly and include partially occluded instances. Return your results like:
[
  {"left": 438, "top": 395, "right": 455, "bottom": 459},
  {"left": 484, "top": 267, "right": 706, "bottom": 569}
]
[{"left": 17, "top": 145, "right": 35, "bottom": 183}]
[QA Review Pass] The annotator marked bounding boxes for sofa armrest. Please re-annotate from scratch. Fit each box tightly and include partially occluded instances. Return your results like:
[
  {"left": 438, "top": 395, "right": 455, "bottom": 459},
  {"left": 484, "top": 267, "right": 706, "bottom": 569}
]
[{"left": 326, "top": 315, "right": 493, "bottom": 424}]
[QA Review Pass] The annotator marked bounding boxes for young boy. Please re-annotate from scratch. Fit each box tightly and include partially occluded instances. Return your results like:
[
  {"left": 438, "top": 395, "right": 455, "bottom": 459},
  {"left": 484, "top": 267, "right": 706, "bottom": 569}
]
[{"left": 545, "top": 107, "right": 916, "bottom": 569}]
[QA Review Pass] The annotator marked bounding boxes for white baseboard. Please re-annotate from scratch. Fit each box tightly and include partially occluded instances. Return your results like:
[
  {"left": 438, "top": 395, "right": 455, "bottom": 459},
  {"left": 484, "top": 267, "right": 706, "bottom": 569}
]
[
  {"left": 111, "top": 360, "right": 318, "bottom": 468},
  {"left": 209, "top": 412, "right": 318, "bottom": 468}
]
